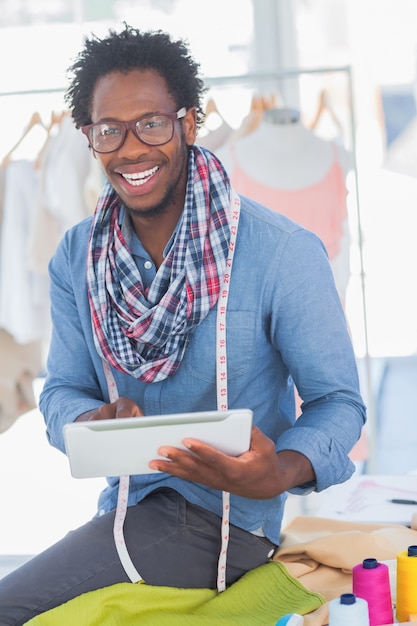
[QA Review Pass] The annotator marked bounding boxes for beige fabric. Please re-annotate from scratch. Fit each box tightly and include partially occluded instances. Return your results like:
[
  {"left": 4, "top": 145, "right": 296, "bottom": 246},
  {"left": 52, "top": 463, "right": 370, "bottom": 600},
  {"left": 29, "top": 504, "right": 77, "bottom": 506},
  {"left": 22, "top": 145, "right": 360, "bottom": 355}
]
[
  {"left": 272, "top": 515, "right": 417, "bottom": 625},
  {"left": 0, "top": 329, "right": 42, "bottom": 433},
  {"left": 302, "top": 604, "right": 330, "bottom": 626},
  {"left": 274, "top": 515, "right": 417, "bottom": 600}
]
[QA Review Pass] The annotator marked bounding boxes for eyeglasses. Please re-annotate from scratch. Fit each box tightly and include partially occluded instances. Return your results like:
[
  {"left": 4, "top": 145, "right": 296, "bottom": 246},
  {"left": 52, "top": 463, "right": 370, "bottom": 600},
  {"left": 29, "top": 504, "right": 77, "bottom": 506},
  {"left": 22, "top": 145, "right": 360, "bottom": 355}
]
[{"left": 81, "top": 107, "right": 187, "bottom": 153}]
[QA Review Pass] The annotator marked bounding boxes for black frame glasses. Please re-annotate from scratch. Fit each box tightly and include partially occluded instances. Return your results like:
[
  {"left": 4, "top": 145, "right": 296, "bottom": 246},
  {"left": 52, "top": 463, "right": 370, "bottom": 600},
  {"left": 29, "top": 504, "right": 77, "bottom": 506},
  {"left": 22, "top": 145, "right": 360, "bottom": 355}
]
[{"left": 81, "top": 107, "right": 187, "bottom": 153}]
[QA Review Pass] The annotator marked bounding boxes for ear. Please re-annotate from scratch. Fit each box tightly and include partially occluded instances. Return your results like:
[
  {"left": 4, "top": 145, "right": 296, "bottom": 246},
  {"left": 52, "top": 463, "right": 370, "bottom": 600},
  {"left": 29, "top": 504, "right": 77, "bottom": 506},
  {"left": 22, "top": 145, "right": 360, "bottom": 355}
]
[{"left": 184, "top": 107, "right": 197, "bottom": 146}]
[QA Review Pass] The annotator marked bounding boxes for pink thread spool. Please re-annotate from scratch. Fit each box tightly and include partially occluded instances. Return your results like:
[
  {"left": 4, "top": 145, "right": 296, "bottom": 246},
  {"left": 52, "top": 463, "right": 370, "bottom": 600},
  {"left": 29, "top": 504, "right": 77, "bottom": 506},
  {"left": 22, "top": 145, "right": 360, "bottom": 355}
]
[{"left": 352, "top": 557, "right": 393, "bottom": 626}]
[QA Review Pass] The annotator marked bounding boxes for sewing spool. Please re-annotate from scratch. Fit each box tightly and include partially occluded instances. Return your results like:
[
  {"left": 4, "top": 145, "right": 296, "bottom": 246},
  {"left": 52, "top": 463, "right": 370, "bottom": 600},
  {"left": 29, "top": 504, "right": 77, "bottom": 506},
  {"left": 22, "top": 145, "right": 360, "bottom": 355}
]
[
  {"left": 396, "top": 545, "right": 417, "bottom": 622},
  {"left": 328, "top": 593, "right": 369, "bottom": 626},
  {"left": 352, "top": 557, "right": 393, "bottom": 626}
]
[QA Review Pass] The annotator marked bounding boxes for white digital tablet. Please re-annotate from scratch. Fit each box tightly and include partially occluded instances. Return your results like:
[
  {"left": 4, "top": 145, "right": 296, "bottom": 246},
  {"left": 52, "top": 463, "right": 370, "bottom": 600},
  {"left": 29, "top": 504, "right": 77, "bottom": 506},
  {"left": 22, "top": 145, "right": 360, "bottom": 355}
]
[{"left": 63, "top": 408, "right": 253, "bottom": 479}]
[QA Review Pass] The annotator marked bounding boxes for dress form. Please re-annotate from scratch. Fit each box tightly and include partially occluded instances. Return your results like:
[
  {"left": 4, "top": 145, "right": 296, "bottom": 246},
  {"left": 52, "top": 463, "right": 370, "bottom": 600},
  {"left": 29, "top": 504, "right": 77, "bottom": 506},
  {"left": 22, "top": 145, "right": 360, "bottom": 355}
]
[
  {"left": 216, "top": 111, "right": 353, "bottom": 305},
  {"left": 217, "top": 112, "right": 352, "bottom": 189}
]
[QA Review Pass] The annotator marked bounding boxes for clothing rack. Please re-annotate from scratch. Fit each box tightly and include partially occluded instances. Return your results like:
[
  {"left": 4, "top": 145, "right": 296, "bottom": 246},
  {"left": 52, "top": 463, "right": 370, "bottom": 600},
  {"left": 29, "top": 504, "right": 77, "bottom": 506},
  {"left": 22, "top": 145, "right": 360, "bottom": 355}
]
[
  {"left": 0, "top": 88, "right": 65, "bottom": 98},
  {"left": 0, "top": 65, "right": 376, "bottom": 473}
]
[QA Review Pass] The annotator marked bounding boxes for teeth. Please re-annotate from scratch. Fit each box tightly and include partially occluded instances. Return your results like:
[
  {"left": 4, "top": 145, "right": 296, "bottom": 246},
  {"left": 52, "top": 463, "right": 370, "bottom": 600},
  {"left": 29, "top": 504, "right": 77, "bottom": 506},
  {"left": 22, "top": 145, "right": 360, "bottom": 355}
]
[{"left": 122, "top": 166, "right": 158, "bottom": 186}]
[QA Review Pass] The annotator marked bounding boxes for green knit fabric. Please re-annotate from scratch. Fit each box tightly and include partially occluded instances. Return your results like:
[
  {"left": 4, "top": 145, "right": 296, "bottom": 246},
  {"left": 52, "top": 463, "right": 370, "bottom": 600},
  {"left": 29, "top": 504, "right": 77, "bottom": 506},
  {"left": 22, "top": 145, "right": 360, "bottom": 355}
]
[{"left": 26, "top": 561, "right": 324, "bottom": 625}]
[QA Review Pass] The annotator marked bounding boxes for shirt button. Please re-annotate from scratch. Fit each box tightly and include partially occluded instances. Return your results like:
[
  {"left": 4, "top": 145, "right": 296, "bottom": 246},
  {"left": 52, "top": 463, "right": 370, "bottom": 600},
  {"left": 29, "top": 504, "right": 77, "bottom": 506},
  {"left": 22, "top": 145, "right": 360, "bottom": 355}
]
[
  {"left": 98, "top": 509, "right": 106, "bottom": 517},
  {"left": 144, "top": 260, "right": 153, "bottom": 270}
]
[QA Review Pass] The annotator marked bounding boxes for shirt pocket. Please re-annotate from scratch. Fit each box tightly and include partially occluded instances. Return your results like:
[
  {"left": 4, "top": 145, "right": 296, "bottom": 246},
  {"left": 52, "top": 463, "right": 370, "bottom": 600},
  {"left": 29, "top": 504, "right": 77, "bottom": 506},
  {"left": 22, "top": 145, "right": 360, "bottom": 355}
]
[{"left": 185, "top": 310, "right": 257, "bottom": 383}]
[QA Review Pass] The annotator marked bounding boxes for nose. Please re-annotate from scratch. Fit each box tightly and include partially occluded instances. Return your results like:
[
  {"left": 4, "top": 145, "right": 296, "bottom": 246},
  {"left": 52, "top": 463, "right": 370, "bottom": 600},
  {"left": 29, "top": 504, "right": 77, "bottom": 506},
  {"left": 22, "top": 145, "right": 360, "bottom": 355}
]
[{"left": 117, "top": 127, "right": 151, "bottom": 156}]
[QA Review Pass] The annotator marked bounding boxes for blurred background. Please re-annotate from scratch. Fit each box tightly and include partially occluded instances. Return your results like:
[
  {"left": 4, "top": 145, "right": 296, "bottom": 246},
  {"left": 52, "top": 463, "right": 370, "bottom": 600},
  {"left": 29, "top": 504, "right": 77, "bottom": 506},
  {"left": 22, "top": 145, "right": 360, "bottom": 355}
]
[{"left": 1, "top": 0, "right": 417, "bottom": 561}]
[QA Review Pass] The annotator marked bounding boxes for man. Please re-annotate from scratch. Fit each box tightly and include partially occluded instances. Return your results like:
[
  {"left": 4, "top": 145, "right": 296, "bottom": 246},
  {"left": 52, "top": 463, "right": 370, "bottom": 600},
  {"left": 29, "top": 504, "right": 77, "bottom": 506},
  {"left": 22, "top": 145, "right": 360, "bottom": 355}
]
[{"left": 0, "top": 25, "right": 366, "bottom": 624}]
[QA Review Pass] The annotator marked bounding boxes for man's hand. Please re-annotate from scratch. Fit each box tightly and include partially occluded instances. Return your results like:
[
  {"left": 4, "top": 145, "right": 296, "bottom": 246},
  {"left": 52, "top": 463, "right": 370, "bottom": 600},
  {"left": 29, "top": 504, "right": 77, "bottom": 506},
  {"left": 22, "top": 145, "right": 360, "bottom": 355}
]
[
  {"left": 75, "top": 397, "right": 144, "bottom": 421},
  {"left": 148, "top": 425, "right": 315, "bottom": 499}
]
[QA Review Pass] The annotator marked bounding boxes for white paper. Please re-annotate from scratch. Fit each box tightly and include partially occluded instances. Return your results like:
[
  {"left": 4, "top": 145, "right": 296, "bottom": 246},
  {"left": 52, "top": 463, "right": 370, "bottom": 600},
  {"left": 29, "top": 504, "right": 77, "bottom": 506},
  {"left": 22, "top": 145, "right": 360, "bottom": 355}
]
[{"left": 317, "top": 474, "right": 417, "bottom": 525}]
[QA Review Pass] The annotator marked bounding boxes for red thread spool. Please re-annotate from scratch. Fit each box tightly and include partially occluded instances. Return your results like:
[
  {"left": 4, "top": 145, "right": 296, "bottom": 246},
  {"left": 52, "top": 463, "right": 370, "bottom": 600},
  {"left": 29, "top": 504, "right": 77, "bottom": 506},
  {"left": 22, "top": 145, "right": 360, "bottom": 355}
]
[{"left": 352, "top": 557, "right": 394, "bottom": 626}]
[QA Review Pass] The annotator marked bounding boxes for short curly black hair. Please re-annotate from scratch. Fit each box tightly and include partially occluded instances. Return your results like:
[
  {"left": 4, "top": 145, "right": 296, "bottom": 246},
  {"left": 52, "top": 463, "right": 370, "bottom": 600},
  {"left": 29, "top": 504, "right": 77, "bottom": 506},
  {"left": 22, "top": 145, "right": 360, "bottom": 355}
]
[{"left": 65, "top": 24, "right": 207, "bottom": 129}]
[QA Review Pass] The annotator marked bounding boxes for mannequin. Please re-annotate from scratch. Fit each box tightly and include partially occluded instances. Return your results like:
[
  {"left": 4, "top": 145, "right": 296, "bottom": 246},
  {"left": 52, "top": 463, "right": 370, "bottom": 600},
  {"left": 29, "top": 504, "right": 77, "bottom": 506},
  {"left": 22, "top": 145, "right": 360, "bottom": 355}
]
[{"left": 216, "top": 109, "right": 353, "bottom": 304}]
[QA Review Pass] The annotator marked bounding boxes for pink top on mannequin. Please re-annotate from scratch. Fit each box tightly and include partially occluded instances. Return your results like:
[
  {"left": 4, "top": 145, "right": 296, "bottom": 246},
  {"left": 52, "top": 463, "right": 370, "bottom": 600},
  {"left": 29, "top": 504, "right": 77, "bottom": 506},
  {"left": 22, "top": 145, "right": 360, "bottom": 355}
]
[
  {"left": 216, "top": 110, "right": 353, "bottom": 301},
  {"left": 228, "top": 141, "right": 347, "bottom": 259}
]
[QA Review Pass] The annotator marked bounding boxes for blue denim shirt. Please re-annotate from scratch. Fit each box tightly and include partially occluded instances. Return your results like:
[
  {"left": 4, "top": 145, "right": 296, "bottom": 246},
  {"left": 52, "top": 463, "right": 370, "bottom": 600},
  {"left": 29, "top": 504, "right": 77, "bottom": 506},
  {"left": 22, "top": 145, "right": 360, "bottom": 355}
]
[{"left": 39, "top": 193, "right": 366, "bottom": 545}]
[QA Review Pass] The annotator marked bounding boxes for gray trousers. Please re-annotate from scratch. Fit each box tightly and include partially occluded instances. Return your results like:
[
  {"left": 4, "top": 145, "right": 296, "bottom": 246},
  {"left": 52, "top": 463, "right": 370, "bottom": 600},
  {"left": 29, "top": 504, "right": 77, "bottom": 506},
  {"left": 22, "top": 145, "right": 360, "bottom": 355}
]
[{"left": 0, "top": 489, "right": 276, "bottom": 625}]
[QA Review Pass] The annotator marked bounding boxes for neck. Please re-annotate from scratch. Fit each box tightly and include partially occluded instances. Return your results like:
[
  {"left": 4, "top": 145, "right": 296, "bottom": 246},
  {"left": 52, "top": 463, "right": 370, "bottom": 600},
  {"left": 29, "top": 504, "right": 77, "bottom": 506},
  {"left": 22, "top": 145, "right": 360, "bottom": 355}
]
[{"left": 129, "top": 205, "right": 183, "bottom": 268}]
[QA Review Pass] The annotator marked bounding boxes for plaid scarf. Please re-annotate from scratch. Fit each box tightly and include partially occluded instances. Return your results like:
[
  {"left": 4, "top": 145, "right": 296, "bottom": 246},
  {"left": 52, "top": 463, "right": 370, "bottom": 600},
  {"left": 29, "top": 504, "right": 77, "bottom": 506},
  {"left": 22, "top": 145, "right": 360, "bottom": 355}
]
[{"left": 87, "top": 146, "right": 232, "bottom": 383}]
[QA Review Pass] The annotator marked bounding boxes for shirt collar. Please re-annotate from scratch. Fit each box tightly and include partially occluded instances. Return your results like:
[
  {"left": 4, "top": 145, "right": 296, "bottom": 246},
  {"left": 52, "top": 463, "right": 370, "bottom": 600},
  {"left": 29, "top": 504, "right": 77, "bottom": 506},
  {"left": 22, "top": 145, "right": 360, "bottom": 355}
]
[{"left": 119, "top": 205, "right": 183, "bottom": 260}]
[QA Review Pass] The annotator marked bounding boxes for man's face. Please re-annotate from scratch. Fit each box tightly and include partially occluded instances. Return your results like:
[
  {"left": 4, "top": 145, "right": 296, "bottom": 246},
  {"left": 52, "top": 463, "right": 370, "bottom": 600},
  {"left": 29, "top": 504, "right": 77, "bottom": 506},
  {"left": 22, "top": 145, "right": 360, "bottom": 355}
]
[{"left": 90, "top": 69, "right": 197, "bottom": 217}]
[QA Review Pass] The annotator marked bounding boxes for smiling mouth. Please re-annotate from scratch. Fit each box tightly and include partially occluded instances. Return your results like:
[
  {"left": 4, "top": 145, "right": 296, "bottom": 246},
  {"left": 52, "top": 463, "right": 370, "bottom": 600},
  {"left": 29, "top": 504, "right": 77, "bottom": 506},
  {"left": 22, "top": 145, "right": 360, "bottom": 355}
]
[{"left": 121, "top": 166, "right": 159, "bottom": 186}]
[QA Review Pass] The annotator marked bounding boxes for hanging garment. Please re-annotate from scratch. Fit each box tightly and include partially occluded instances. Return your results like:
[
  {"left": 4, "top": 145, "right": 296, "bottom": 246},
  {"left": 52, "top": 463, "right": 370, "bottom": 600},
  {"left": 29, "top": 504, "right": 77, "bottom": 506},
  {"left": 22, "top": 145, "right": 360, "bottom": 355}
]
[
  {"left": 41, "top": 114, "right": 96, "bottom": 233},
  {"left": 0, "top": 160, "right": 51, "bottom": 344},
  {"left": 28, "top": 115, "right": 99, "bottom": 275}
]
